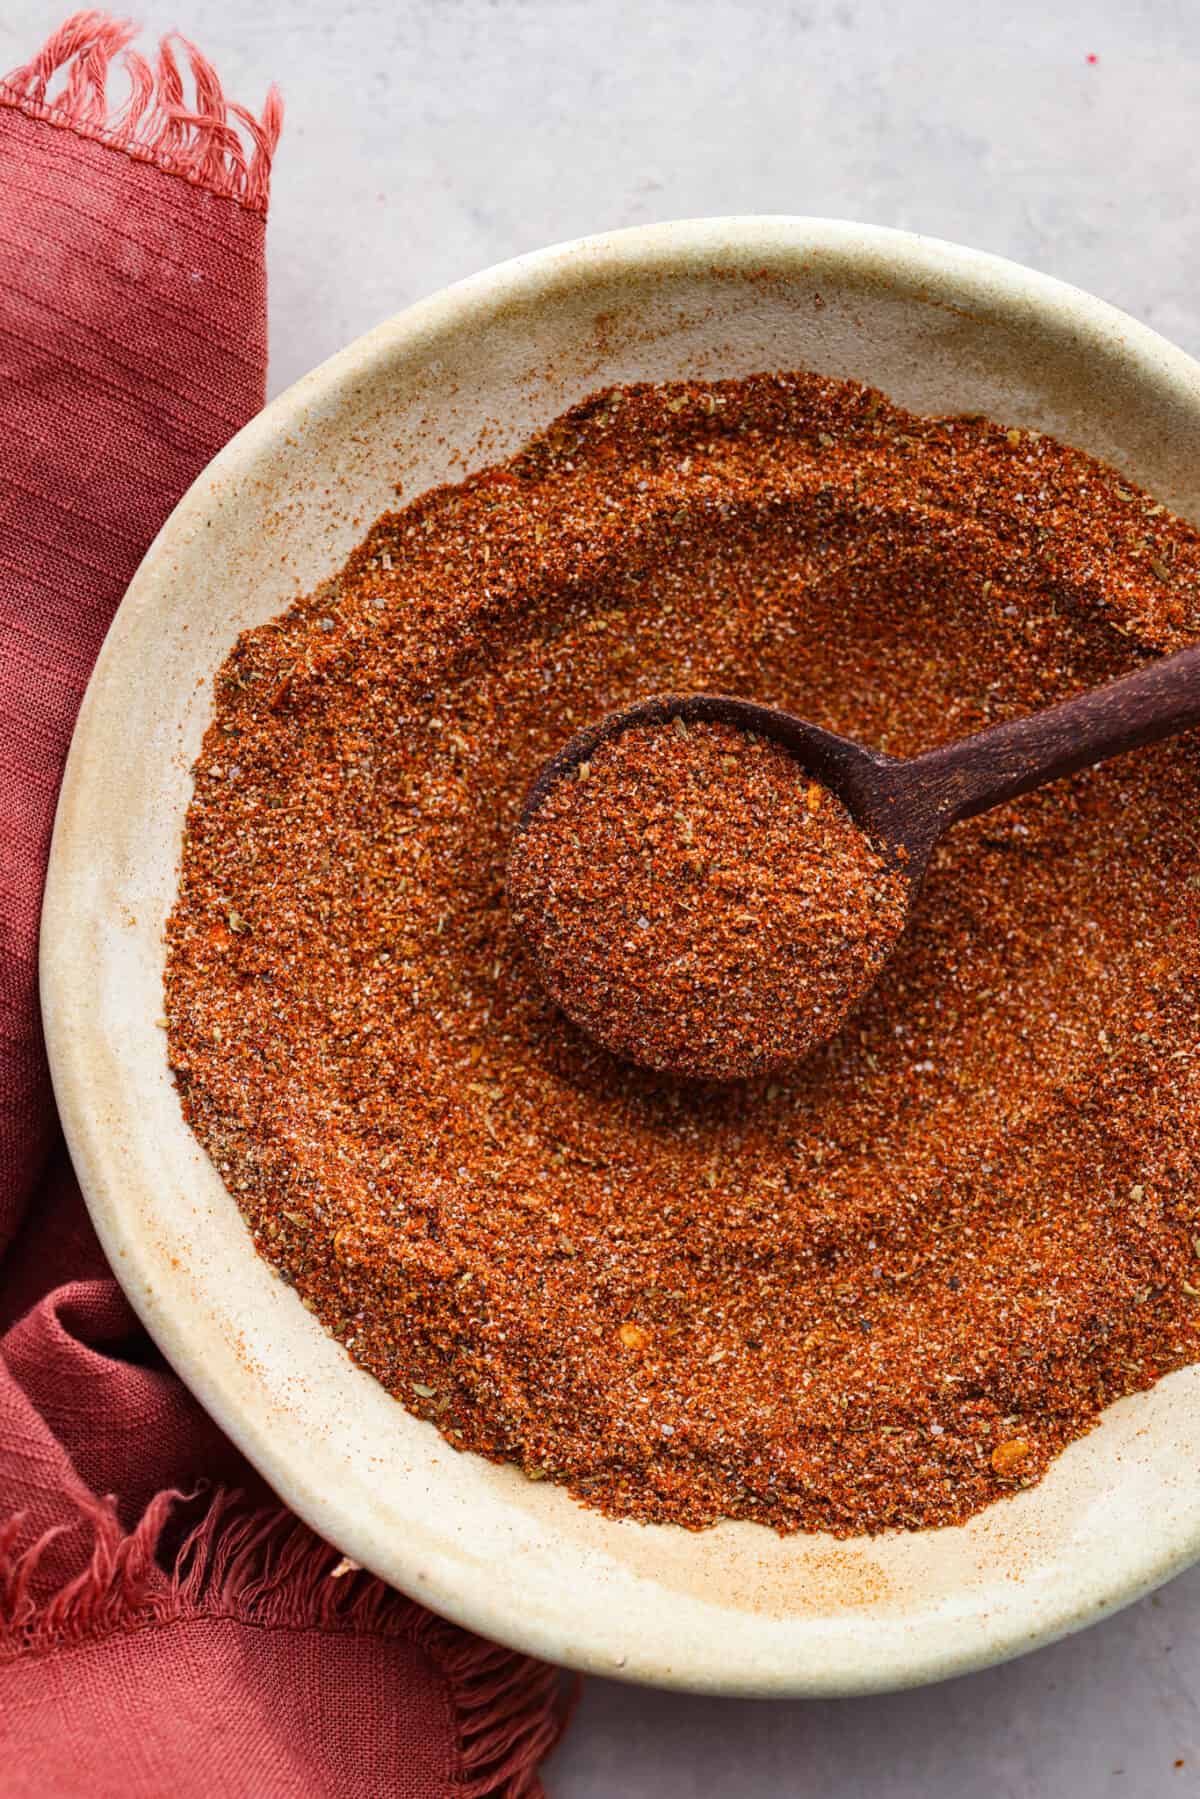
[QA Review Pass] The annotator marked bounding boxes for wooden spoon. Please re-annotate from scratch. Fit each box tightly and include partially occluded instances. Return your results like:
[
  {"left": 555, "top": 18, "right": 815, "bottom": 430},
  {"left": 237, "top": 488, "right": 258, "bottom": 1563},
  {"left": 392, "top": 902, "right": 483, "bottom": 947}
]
[{"left": 515, "top": 643, "right": 1200, "bottom": 1074}]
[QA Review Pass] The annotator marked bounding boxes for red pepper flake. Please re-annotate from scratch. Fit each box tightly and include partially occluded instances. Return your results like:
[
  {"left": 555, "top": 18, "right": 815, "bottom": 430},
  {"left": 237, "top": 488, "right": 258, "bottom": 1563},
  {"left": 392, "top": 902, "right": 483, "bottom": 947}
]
[{"left": 990, "top": 1437, "right": 1032, "bottom": 1479}]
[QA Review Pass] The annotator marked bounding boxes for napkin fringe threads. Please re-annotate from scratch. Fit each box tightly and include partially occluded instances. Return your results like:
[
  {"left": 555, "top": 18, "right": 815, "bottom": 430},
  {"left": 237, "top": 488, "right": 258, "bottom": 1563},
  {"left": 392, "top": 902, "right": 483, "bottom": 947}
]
[
  {"left": 0, "top": 10, "right": 282, "bottom": 212},
  {"left": 0, "top": 1490, "right": 570, "bottom": 1797}
]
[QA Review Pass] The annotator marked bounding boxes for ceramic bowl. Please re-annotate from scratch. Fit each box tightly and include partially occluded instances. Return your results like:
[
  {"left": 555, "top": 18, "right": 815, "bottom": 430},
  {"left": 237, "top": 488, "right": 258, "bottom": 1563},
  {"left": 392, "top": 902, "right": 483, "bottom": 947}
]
[{"left": 41, "top": 218, "right": 1200, "bottom": 1695}]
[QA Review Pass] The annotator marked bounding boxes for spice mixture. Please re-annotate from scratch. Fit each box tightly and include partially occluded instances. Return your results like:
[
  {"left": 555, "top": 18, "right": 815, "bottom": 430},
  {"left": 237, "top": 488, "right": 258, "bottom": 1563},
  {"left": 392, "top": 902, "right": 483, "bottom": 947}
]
[
  {"left": 508, "top": 718, "right": 909, "bottom": 1080},
  {"left": 165, "top": 371, "right": 1200, "bottom": 1536}
]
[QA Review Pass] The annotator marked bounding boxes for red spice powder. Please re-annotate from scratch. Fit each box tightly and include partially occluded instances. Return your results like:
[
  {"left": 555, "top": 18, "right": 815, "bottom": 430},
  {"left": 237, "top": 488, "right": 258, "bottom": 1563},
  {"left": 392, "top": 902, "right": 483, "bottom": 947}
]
[
  {"left": 165, "top": 371, "right": 1200, "bottom": 1536},
  {"left": 508, "top": 717, "right": 909, "bottom": 1079}
]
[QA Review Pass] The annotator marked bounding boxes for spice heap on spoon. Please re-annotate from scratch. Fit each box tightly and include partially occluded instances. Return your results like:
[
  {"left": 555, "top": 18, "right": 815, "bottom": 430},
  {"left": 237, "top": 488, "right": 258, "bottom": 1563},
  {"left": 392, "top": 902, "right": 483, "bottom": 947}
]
[{"left": 509, "top": 648, "right": 1200, "bottom": 1080}]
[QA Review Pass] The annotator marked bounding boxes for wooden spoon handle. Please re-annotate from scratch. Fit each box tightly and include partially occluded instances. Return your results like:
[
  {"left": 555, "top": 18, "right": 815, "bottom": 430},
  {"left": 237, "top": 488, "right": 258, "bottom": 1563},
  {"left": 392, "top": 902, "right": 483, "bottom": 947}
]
[{"left": 892, "top": 641, "right": 1200, "bottom": 836}]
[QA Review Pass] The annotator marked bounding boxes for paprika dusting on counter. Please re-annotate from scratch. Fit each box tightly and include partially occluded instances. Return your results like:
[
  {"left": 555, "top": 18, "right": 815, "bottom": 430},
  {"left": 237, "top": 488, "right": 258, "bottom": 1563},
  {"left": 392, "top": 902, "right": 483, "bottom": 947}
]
[
  {"left": 508, "top": 717, "right": 909, "bottom": 1079},
  {"left": 165, "top": 370, "right": 1200, "bottom": 1536}
]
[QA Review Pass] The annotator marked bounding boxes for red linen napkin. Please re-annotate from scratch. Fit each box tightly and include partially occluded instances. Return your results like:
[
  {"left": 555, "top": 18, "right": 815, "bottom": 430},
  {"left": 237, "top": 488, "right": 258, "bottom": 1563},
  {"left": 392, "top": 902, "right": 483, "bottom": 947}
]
[{"left": 0, "top": 16, "right": 569, "bottom": 1795}]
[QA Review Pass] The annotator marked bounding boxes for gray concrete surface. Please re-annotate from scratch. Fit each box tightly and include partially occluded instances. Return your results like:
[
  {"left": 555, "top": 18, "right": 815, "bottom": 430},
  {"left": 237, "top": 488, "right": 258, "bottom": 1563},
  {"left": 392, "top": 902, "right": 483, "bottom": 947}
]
[{"left": 5, "top": 0, "right": 1200, "bottom": 1791}]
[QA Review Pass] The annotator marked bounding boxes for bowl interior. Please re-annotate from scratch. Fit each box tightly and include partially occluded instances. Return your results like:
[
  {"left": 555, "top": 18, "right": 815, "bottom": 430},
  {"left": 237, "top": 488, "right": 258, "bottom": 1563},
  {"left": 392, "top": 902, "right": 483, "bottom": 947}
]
[{"left": 41, "top": 218, "right": 1200, "bottom": 1695}]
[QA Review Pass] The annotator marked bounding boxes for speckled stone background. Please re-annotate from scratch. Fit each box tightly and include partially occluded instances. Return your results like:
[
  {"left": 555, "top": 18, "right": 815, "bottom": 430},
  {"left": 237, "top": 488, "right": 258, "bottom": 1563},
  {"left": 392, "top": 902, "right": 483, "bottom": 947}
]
[{"left": 6, "top": 1, "right": 1199, "bottom": 1791}]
